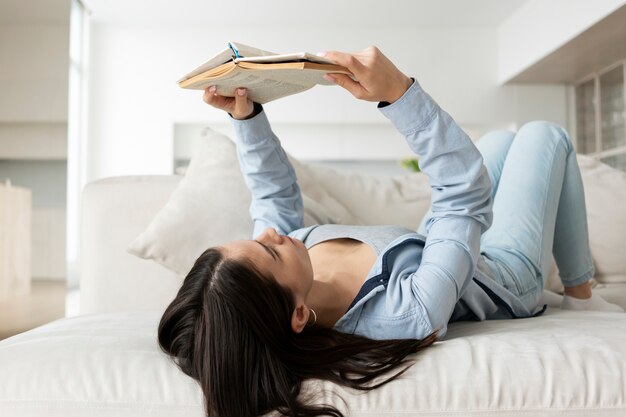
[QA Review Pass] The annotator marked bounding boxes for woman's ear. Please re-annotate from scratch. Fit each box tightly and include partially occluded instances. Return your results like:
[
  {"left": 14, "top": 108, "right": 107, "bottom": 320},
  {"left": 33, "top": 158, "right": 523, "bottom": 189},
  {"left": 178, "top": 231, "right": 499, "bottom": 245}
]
[{"left": 291, "top": 303, "right": 309, "bottom": 334}]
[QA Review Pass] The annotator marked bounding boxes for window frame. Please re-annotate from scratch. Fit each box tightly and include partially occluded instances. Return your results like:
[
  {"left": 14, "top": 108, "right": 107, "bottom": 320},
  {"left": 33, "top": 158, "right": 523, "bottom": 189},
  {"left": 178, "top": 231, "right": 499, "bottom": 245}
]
[{"left": 574, "top": 59, "right": 626, "bottom": 170}]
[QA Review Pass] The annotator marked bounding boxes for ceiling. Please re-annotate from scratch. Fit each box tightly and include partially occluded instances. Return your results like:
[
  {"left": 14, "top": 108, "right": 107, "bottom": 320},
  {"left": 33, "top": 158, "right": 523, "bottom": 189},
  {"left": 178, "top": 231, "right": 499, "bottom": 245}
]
[
  {"left": 80, "top": 0, "right": 526, "bottom": 26},
  {"left": 507, "top": 4, "right": 626, "bottom": 83},
  {"left": 0, "top": 0, "right": 527, "bottom": 27}
]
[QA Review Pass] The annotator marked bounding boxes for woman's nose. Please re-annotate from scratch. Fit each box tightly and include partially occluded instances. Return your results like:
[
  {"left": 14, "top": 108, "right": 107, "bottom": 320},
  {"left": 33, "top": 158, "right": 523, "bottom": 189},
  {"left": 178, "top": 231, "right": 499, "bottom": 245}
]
[{"left": 261, "top": 227, "right": 281, "bottom": 243}]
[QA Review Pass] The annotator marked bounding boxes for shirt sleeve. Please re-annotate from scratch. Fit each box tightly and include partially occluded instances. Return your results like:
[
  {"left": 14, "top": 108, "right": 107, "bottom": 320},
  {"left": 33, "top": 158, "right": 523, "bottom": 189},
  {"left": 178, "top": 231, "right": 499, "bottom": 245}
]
[
  {"left": 379, "top": 79, "right": 493, "bottom": 338},
  {"left": 230, "top": 107, "right": 304, "bottom": 239}
]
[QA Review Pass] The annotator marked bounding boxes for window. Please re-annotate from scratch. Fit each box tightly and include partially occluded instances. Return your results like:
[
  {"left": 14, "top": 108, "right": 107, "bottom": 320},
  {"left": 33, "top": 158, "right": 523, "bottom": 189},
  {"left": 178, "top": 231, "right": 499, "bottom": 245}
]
[
  {"left": 66, "top": 0, "right": 90, "bottom": 296},
  {"left": 575, "top": 61, "right": 626, "bottom": 171}
]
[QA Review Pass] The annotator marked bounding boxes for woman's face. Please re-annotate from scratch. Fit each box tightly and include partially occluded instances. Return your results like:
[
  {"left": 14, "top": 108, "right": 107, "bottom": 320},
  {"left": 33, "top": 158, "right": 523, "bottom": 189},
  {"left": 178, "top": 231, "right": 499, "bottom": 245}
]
[{"left": 221, "top": 227, "right": 314, "bottom": 302}]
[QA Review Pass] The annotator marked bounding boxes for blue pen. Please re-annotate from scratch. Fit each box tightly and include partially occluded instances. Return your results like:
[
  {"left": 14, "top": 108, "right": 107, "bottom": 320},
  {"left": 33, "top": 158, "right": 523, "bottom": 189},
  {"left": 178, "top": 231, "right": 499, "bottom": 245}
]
[{"left": 228, "top": 42, "right": 241, "bottom": 59}]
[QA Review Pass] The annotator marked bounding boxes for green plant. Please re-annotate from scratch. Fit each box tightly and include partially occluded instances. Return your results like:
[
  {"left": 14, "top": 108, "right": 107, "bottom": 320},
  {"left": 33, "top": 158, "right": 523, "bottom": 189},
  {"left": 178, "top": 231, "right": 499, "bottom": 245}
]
[{"left": 399, "top": 157, "right": 420, "bottom": 172}]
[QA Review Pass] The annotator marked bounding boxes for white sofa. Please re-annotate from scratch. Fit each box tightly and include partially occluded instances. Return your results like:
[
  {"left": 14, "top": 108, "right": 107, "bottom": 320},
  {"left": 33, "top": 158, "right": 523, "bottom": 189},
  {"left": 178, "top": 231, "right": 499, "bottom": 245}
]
[{"left": 1, "top": 131, "right": 625, "bottom": 417}]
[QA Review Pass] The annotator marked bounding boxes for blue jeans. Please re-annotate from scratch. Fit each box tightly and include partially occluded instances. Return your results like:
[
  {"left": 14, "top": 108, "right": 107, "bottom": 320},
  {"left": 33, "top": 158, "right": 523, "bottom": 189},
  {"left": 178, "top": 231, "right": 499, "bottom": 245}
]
[
  {"left": 418, "top": 118, "right": 595, "bottom": 311},
  {"left": 475, "top": 121, "right": 595, "bottom": 310}
]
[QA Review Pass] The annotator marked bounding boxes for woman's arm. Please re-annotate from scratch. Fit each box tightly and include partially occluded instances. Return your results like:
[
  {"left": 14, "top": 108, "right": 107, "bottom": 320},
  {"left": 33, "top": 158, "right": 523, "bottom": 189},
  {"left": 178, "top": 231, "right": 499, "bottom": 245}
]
[
  {"left": 203, "top": 87, "right": 304, "bottom": 238},
  {"left": 383, "top": 80, "right": 492, "bottom": 338},
  {"left": 324, "top": 47, "right": 492, "bottom": 338}
]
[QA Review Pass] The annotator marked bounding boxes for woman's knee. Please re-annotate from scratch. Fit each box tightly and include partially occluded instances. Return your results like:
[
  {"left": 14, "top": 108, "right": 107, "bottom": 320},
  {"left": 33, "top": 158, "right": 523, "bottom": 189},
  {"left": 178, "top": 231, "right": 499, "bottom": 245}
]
[
  {"left": 476, "top": 130, "right": 515, "bottom": 148},
  {"left": 476, "top": 130, "right": 515, "bottom": 158},
  {"left": 516, "top": 121, "right": 572, "bottom": 153}
]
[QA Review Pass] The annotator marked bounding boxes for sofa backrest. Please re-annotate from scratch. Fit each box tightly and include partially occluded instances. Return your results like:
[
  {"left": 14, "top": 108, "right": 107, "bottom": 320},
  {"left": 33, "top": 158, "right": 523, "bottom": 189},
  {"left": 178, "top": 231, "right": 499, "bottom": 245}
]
[
  {"left": 80, "top": 176, "right": 183, "bottom": 314},
  {"left": 80, "top": 152, "right": 626, "bottom": 314}
]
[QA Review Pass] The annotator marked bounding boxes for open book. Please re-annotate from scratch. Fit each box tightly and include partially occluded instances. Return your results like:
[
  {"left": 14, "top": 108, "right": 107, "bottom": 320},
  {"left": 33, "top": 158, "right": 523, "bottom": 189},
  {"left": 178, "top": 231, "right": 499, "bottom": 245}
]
[{"left": 178, "top": 42, "right": 352, "bottom": 104}]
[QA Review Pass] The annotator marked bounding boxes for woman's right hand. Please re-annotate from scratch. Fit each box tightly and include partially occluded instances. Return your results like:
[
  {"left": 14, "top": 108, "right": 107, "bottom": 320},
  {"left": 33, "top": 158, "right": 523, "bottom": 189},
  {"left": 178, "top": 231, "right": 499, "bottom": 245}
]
[
  {"left": 320, "top": 46, "right": 412, "bottom": 104},
  {"left": 202, "top": 86, "right": 255, "bottom": 120}
]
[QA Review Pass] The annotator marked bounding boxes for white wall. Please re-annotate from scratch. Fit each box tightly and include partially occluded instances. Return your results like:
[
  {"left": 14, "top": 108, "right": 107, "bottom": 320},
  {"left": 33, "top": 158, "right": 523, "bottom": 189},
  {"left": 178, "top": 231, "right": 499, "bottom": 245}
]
[
  {"left": 0, "top": 24, "right": 69, "bottom": 122},
  {"left": 86, "top": 23, "right": 570, "bottom": 182},
  {"left": 0, "top": 22, "right": 69, "bottom": 280},
  {"left": 498, "top": 0, "right": 626, "bottom": 83}
]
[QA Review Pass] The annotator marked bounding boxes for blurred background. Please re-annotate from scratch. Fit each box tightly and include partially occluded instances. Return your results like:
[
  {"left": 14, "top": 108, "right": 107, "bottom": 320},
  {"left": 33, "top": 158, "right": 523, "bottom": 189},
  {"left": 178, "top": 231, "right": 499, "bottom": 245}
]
[{"left": 0, "top": 0, "right": 625, "bottom": 337}]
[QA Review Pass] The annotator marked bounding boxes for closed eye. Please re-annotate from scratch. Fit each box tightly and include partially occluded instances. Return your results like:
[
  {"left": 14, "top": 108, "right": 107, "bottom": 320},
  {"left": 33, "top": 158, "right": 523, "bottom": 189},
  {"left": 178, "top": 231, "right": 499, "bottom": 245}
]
[{"left": 255, "top": 241, "right": 280, "bottom": 261}]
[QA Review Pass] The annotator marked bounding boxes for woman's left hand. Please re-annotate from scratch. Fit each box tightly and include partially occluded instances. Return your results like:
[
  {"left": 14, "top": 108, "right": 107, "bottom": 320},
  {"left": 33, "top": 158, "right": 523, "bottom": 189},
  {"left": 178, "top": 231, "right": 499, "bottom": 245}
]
[
  {"left": 202, "top": 86, "right": 255, "bottom": 120},
  {"left": 320, "top": 46, "right": 412, "bottom": 104}
]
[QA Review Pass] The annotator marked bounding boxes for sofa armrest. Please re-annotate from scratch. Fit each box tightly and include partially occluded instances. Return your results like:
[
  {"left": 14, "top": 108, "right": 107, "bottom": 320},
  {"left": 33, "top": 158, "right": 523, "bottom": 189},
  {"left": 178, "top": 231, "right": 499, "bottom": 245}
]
[{"left": 80, "top": 175, "right": 182, "bottom": 315}]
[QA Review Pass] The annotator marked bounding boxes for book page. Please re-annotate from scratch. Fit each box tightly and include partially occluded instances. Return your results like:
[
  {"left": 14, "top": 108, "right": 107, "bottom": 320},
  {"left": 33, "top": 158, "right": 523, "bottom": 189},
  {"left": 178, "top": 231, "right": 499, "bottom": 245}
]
[
  {"left": 231, "top": 42, "right": 278, "bottom": 58},
  {"left": 178, "top": 47, "right": 233, "bottom": 82},
  {"left": 182, "top": 66, "right": 336, "bottom": 103},
  {"left": 237, "top": 61, "right": 350, "bottom": 83},
  {"left": 178, "top": 42, "right": 278, "bottom": 83},
  {"left": 236, "top": 52, "right": 335, "bottom": 65}
]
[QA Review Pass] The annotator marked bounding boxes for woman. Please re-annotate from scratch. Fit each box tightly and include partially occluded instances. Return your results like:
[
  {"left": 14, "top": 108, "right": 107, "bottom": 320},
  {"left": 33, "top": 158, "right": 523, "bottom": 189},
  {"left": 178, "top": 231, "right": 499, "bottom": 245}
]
[{"left": 158, "top": 46, "right": 623, "bottom": 417}]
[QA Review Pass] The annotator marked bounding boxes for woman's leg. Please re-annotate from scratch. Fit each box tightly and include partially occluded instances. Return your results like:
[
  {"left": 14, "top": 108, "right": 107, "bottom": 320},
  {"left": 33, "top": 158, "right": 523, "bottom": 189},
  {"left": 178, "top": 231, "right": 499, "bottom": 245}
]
[
  {"left": 479, "top": 121, "right": 597, "bottom": 310},
  {"left": 419, "top": 122, "right": 622, "bottom": 312},
  {"left": 474, "top": 130, "right": 516, "bottom": 199}
]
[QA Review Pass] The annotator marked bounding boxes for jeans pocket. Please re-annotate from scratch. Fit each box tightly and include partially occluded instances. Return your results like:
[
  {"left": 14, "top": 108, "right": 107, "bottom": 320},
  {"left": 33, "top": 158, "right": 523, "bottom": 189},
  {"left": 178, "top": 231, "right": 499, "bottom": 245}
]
[{"left": 484, "top": 254, "right": 537, "bottom": 298}]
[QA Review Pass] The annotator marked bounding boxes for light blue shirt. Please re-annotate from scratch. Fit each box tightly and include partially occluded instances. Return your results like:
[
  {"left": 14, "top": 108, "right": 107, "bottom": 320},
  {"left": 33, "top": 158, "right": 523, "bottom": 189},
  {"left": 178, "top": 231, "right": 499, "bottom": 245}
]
[{"left": 230, "top": 80, "right": 545, "bottom": 340}]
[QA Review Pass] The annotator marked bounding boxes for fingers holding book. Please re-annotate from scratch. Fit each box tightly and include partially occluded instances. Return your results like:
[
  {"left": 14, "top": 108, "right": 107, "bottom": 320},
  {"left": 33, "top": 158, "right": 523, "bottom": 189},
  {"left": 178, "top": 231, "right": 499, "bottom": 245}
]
[
  {"left": 319, "top": 46, "right": 412, "bottom": 104},
  {"left": 203, "top": 86, "right": 255, "bottom": 120}
]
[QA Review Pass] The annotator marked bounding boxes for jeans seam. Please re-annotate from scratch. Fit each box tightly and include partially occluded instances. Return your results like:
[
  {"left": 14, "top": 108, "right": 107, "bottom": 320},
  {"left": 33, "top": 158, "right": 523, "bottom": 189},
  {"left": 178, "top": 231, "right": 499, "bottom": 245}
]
[
  {"left": 562, "top": 268, "right": 594, "bottom": 288},
  {"left": 497, "top": 255, "right": 535, "bottom": 297},
  {"left": 533, "top": 135, "right": 566, "bottom": 280}
]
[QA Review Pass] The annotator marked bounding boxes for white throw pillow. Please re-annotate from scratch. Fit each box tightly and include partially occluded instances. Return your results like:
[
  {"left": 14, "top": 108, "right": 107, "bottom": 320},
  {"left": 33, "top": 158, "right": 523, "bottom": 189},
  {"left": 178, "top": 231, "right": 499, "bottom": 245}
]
[
  {"left": 128, "top": 125, "right": 625, "bottom": 289},
  {"left": 127, "top": 130, "right": 353, "bottom": 275},
  {"left": 303, "top": 163, "right": 431, "bottom": 230},
  {"left": 577, "top": 154, "right": 626, "bottom": 284}
]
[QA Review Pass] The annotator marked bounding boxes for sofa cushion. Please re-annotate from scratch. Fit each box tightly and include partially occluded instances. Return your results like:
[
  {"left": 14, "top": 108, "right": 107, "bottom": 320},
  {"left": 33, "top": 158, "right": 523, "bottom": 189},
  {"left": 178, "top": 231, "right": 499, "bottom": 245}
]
[
  {"left": 577, "top": 154, "right": 626, "bottom": 284},
  {"left": 1, "top": 309, "right": 625, "bottom": 416},
  {"left": 81, "top": 176, "right": 183, "bottom": 314},
  {"left": 126, "top": 129, "right": 431, "bottom": 277},
  {"left": 127, "top": 128, "right": 626, "bottom": 286},
  {"left": 127, "top": 129, "right": 353, "bottom": 275},
  {"left": 300, "top": 162, "right": 431, "bottom": 230}
]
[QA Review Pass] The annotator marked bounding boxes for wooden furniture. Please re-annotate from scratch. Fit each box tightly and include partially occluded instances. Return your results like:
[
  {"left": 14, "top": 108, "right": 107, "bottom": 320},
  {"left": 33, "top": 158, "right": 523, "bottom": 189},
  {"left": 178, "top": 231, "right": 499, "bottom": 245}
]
[
  {"left": 0, "top": 281, "right": 65, "bottom": 341},
  {"left": 0, "top": 179, "right": 31, "bottom": 301}
]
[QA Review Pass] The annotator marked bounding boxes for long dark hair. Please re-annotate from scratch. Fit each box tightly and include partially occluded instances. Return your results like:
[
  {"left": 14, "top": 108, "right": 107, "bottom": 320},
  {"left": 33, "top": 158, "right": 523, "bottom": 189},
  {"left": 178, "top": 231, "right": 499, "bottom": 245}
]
[{"left": 158, "top": 246, "right": 437, "bottom": 417}]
